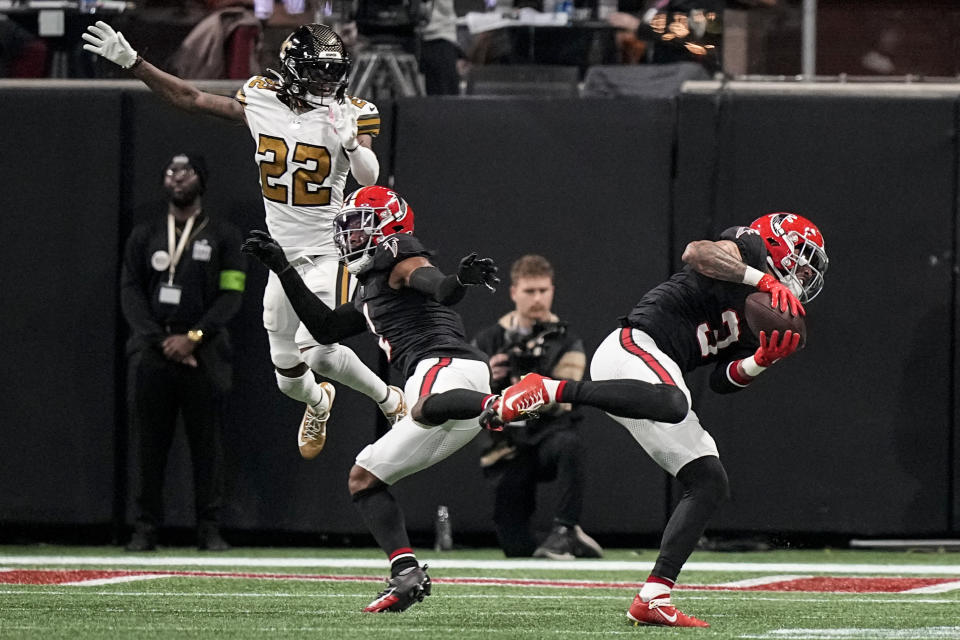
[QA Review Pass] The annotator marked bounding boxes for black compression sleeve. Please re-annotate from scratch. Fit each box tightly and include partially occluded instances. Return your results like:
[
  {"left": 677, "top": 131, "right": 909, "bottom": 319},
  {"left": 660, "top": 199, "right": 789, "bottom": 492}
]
[
  {"left": 277, "top": 267, "right": 367, "bottom": 342},
  {"left": 709, "top": 348, "right": 754, "bottom": 394},
  {"left": 407, "top": 266, "right": 466, "bottom": 305},
  {"left": 561, "top": 379, "right": 688, "bottom": 423},
  {"left": 416, "top": 389, "right": 493, "bottom": 425}
]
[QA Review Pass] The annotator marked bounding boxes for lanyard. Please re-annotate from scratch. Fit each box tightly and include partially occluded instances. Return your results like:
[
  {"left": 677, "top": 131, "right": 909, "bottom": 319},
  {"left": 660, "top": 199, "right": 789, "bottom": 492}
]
[{"left": 166, "top": 213, "right": 198, "bottom": 285}]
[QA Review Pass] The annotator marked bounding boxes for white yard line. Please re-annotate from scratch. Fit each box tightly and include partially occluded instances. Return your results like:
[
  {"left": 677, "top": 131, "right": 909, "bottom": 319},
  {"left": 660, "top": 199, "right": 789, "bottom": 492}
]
[
  {"left": 1, "top": 556, "right": 960, "bottom": 574},
  {"left": 901, "top": 580, "right": 960, "bottom": 594},
  {"left": 741, "top": 628, "right": 960, "bottom": 639},
  {"left": 0, "top": 590, "right": 956, "bottom": 604},
  {"left": 59, "top": 574, "right": 173, "bottom": 587},
  {"left": 712, "top": 575, "right": 814, "bottom": 588}
]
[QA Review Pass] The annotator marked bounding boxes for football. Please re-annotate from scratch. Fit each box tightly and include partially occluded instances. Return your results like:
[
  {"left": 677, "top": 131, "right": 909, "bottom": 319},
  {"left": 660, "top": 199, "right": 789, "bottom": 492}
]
[{"left": 744, "top": 291, "right": 806, "bottom": 347}]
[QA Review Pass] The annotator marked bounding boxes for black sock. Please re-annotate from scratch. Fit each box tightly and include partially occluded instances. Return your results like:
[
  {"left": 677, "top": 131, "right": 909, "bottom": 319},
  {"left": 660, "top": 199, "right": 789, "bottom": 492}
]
[
  {"left": 390, "top": 552, "right": 418, "bottom": 577},
  {"left": 653, "top": 456, "right": 729, "bottom": 581},
  {"left": 353, "top": 485, "right": 414, "bottom": 571},
  {"left": 416, "top": 389, "right": 494, "bottom": 426},
  {"left": 558, "top": 379, "right": 688, "bottom": 423}
]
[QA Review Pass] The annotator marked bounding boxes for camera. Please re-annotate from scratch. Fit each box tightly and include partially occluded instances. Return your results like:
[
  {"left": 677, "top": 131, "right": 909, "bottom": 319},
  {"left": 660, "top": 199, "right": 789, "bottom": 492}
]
[{"left": 500, "top": 320, "right": 567, "bottom": 380}]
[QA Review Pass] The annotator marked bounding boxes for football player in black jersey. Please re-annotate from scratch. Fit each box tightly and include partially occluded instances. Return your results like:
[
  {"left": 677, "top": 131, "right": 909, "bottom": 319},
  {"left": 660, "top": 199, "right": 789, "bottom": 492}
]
[
  {"left": 242, "top": 186, "right": 501, "bottom": 613},
  {"left": 483, "top": 212, "right": 828, "bottom": 627}
]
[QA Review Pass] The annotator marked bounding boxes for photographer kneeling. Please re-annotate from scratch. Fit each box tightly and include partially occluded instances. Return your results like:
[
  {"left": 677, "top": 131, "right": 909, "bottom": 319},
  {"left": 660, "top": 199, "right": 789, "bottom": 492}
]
[{"left": 472, "top": 255, "right": 603, "bottom": 559}]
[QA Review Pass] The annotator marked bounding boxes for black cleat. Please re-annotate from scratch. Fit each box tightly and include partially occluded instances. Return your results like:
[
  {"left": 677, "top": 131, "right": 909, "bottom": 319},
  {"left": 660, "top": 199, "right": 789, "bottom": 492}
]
[
  {"left": 363, "top": 564, "right": 432, "bottom": 613},
  {"left": 478, "top": 403, "right": 504, "bottom": 432}
]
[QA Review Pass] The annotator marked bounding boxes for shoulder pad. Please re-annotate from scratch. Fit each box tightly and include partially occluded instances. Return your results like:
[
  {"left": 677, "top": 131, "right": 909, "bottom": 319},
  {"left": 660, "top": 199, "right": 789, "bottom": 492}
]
[{"left": 371, "top": 234, "right": 430, "bottom": 271}]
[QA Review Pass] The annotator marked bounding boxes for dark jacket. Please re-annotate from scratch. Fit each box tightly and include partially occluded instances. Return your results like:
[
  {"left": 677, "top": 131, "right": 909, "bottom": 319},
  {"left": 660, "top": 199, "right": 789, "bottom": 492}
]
[{"left": 120, "top": 213, "right": 246, "bottom": 391}]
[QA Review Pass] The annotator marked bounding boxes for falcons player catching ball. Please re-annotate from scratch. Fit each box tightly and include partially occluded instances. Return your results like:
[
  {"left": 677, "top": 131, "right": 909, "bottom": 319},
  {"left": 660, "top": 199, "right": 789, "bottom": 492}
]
[
  {"left": 82, "top": 22, "right": 406, "bottom": 459},
  {"left": 242, "top": 186, "right": 502, "bottom": 613},
  {"left": 482, "top": 212, "right": 828, "bottom": 627}
]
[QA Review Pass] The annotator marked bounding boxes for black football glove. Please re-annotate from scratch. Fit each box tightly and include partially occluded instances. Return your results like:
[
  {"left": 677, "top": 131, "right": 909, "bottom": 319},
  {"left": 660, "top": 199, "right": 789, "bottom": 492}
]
[
  {"left": 241, "top": 230, "right": 289, "bottom": 274},
  {"left": 456, "top": 252, "right": 499, "bottom": 292}
]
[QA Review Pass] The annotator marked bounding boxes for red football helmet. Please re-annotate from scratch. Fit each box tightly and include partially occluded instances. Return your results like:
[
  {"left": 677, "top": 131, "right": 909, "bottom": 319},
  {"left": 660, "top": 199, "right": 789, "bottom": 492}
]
[
  {"left": 334, "top": 186, "right": 415, "bottom": 273},
  {"left": 750, "top": 212, "right": 828, "bottom": 303}
]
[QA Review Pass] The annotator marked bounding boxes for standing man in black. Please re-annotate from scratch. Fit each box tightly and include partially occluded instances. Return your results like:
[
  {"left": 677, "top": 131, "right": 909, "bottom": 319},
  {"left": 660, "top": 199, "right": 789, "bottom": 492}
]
[
  {"left": 121, "top": 153, "right": 247, "bottom": 552},
  {"left": 472, "top": 255, "right": 602, "bottom": 560},
  {"left": 242, "top": 185, "right": 500, "bottom": 613}
]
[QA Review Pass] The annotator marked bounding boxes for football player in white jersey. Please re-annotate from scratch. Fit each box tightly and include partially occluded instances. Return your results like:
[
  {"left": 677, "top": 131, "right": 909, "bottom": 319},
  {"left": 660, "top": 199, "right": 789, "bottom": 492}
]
[{"left": 83, "top": 22, "right": 407, "bottom": 458}]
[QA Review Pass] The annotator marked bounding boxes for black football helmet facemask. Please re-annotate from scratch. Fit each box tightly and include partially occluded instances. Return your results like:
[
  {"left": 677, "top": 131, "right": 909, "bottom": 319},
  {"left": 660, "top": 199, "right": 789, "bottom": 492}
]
[{"left": 271, "top": 24, "right": 350, "bottom": 108}]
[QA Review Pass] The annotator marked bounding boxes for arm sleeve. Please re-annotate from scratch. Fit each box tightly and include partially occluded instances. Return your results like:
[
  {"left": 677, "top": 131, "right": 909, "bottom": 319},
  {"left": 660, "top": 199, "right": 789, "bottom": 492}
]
[
  {"left": 709, "top": 348, "right": 755, "bottom": 394},
  {"left": 195, "top": 224, "right": 248, "bottom": 334},
  {"left": 119, "top": 227, "right": 166, "bottom": 344},
  {"left": 347, "top": 145, "right": 379, "bottom": 185},
  {"left": 407, "top": 265, "right": 467, "bottom": 306},
  {"left": 348, "top": 102, "right": 381, "bottom": 185},
  {"left": 277, "top": 266, "right": 367, "bottom": 342}
]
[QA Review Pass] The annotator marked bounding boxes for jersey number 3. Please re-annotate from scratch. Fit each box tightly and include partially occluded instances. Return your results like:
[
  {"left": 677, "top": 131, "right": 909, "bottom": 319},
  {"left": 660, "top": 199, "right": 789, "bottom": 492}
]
[
  {"left": 257, "top": 135, "right": 332, "bottom": 206},
  {"left": 695, "top": 309, "right": 742, "bottom": 357}
]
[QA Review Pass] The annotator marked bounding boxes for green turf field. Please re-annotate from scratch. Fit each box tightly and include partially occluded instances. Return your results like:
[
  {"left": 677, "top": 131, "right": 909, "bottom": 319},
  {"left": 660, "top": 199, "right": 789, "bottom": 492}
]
[{"left": 1, "top": 546, "right": 959, "bottom": 639}]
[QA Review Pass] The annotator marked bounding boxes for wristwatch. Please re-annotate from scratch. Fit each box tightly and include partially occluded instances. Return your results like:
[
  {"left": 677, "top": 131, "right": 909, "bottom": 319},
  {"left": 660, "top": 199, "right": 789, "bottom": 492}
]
[{"left": 187, "top": 329, "right": 204, "bottom": 343}]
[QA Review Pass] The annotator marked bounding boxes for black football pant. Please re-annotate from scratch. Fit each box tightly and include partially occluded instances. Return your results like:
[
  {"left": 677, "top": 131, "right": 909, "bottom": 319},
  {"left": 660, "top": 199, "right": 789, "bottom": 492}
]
[
  {"left": 486, "top": 428, "right": 584, "bottom": 557},
  {"left": 131, "top": 348, "right": 225, "bottom": 532}
]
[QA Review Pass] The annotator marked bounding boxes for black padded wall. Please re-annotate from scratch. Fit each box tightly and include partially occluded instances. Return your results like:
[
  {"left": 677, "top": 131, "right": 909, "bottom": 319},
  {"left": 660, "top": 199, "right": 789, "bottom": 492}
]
[
  {"left": 0, "top": 89, "right": 122, "bottom": 524},
  {"left": 1, "top": 84, "right": 959, "bottom": 539},
  {"left": 675, "top": 88, "right": 957, "bottom": 535}
]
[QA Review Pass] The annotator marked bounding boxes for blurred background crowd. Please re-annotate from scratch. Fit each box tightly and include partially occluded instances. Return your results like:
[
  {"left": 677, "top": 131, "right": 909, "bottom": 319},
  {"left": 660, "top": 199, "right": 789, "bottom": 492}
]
[{"left": 3, "top": 0, "right": 960, "bottom": 91}]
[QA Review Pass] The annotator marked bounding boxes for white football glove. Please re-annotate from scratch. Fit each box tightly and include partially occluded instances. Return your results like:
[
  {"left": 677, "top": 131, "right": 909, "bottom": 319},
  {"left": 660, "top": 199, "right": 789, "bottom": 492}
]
[
  {"left": 329, "top": 101, "right": 359, "bottom": 150},
  {"left": 82, "top": 21, "right": 138, "bottom": 69}
]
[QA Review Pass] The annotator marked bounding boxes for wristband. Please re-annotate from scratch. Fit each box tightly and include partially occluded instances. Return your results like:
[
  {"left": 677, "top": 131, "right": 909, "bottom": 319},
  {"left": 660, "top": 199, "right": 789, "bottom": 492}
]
[
  {"left": 742, "top": 265, "right": 765, "bottom": 287},
  {"left": 126, "top": 55, "right": 144, "bottom": 70},
  {"left": 740, "top": 354, "right": 767, "bottom": 377},
  {"left": 344, "top": 144, "right": 359, "bottom": 153}
]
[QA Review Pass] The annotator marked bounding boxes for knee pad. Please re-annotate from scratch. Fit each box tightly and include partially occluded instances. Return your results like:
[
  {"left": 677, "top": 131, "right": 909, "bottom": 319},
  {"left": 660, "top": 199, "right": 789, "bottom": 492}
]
[
  {"left": 658, "top": 385, "right": 690, "bottom": 424},
  {"left": 301, "top": 343, "right": 344, "bottom": 376},
  {"left": 268, "top": 334, "right": 303, "bottom": 370},
  {"left": 678, "top": 455, "right": 730, "bottom": 504}
]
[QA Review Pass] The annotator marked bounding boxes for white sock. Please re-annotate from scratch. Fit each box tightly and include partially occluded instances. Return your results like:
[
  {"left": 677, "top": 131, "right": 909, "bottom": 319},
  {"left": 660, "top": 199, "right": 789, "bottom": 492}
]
[
  {"left": 639, "top": 582, "right": 671, "bottom": 603},
  {"left": 275, "top": 369, "right": 326, "bottom": 407},
  {"left": 541, "top": 378, "right": 562, "bottom": 404},
  {"left": 378, "top": 386, "right": 401, "bottom": 413}
]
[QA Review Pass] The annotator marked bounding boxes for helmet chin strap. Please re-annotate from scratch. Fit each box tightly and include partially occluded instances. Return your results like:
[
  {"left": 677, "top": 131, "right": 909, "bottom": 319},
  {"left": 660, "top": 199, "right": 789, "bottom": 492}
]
[
  {"left": 783, "top": 275, "right": 804, "bottom": 300},
  {"left": 767, "top": 257, "right": 805, "bottom": 301}
]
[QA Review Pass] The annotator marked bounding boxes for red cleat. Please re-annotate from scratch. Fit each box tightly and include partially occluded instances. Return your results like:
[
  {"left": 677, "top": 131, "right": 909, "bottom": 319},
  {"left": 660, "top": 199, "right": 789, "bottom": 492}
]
[
  {"left": 626, "top": 594, "right": 709, "bottom": 628},
  {"left": 499, "top": 373, "right": 552, "bottom": 422}
]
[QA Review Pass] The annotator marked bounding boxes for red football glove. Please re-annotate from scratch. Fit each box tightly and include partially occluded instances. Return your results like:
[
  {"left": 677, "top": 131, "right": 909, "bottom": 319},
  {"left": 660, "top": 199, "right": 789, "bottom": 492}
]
[
  {"left": 757, "top": 273, "right": 805, "bottom": 317},
  {"left": 754, "top": 330, "right": 802, "bottom": 367}
]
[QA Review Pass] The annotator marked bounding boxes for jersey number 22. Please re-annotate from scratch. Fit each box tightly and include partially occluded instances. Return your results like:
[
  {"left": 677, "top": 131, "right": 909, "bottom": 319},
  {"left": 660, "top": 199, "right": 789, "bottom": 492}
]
[{"left": 257, "top": 134, "right": 332, "bottom": 206}]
